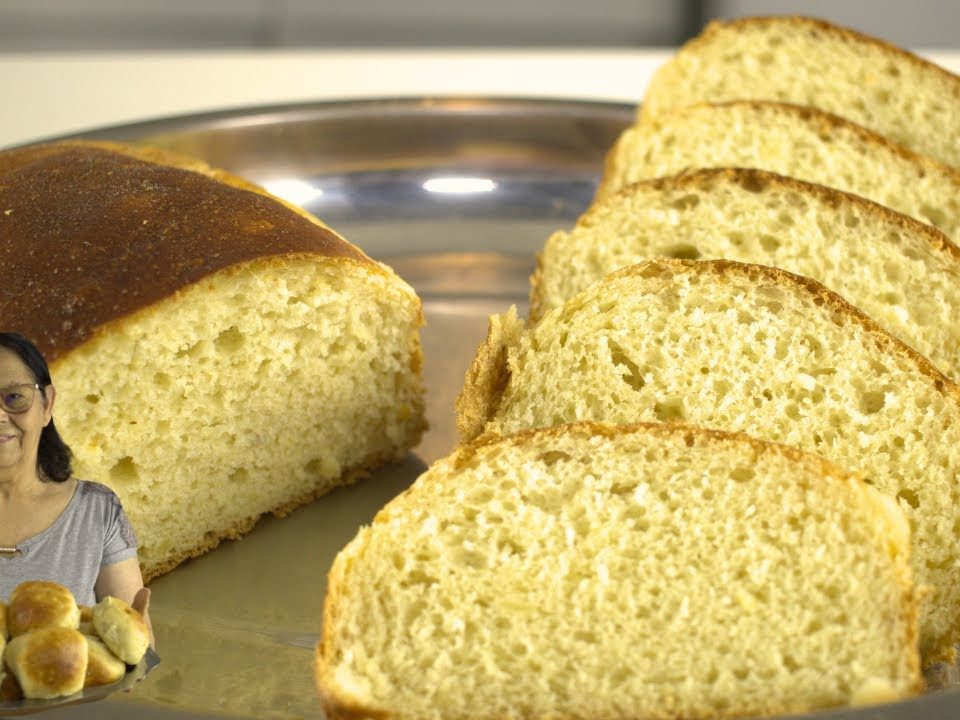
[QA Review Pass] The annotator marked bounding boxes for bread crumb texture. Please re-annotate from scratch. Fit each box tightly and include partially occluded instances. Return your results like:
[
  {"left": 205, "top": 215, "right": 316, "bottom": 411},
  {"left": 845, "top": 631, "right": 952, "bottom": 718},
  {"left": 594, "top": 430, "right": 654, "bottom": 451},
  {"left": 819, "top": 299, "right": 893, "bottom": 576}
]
[
  {"left": 601, "top": 102, "right": 960, "bottom": 242},
  {"left": 50, "top": 256, "right": 425, "bottom": 580},
  {"left": 641, "top": 16, "right": 960, "bottom": 169},
  {"left": 533, "top": 169, "right": 960, "bottom": 382},
  {"left": 478, "top": 258, "right": 960, "bottom": 662},
  {"left": 316, "top": 422, "right": 920, "bottom": 720}
]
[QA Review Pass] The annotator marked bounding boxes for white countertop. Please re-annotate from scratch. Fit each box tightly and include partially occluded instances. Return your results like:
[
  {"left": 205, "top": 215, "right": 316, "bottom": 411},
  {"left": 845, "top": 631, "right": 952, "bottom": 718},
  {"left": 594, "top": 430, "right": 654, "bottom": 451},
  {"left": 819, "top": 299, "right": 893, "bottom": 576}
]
[
  {"left": 1, "top": 49, "right": 669, "bottom": 148},
  {"left": 5, "top": 48, "right": 960, "bottom": 149}
]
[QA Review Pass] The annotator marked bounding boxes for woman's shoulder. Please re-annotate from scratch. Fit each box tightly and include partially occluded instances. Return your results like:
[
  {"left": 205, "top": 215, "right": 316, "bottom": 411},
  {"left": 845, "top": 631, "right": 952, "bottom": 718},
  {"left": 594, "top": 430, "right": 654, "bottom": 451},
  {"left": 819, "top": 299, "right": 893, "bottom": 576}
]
[{"left": 74, "top": 479, "right": 124, "bottom": 507}]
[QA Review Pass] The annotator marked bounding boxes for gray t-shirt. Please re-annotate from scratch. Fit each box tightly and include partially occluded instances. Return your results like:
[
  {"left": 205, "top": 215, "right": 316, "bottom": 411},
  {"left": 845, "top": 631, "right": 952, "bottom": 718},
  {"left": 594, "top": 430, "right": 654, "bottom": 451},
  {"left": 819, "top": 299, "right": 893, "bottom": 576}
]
[{"left": 0, "top": 480, "right": 138, "bottom": 606}]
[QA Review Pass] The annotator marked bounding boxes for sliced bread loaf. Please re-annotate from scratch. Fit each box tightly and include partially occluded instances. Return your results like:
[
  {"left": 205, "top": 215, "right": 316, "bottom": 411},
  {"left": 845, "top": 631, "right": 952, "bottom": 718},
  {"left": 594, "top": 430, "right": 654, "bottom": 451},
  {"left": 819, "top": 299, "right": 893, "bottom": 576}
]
[
  {"left": 598, "top": 101, "right": 960, "bottom": 241},
  {"left": 0, "top": 140, "right": 426, "bottom": 580},
  {"left": 316, "top": 421, "right": 921, "bottom": 720},
  {"left": 457, "top": 258, "right": 960, "bottom": 663},
  {"left": 531, "top": 169, "right": 960, "bottom": 382},
  {"left": 640, "top": 16, "right": 960, "bottom": 169}
]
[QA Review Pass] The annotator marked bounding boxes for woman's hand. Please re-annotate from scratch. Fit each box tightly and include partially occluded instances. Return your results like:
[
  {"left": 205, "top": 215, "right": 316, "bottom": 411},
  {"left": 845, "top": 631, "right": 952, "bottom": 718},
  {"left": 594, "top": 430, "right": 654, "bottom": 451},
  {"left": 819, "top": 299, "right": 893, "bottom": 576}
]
[{"left": 131, "top": 586, "right": 154, "bottom": 648}]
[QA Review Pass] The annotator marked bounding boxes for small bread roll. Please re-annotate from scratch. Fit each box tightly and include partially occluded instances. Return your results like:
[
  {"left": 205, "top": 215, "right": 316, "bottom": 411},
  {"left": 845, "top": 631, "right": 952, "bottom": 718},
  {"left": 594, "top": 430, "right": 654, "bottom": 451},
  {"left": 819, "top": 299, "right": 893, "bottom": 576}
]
[
  {"left": 0, "top": 600, "right": 8, "bottom": 639},
  {"left": 4, "top": 627, "right": 88, "bottom": 699},
  {"left": 91, "top": 596, "right": 149, "bottom": 665},
  {"left": 7, "top": 581, "right": 80, "bottom": 637},
  {"left": 83, "top": 635, "right": 127, "bottom": 688}
]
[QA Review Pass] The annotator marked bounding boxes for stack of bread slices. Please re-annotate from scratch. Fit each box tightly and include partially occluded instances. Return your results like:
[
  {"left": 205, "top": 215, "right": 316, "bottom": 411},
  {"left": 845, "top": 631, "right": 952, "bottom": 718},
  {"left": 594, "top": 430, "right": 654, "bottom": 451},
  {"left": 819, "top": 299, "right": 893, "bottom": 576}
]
[{"left": 316, "top": 15, "right": 960, "bottom": 720}]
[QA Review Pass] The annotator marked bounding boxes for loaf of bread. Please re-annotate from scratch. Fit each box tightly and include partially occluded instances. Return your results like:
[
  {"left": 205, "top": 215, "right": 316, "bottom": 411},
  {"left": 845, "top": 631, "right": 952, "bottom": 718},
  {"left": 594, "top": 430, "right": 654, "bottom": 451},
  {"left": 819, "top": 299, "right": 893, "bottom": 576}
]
[
  {"left": 532, "top": 168, "right": 960, "bottom": 382},
  {"left": 640, "top": 16, "right": 960, "bottom": 169},
  {"left": 91, "top": 596, "right": 149, "bottom": 665},
  {"left": 317, "top": 421, "right": 921, "bottom": 719},
  {"left": 0, "top": 140, "right": 426, "bottom": 580},
  {"left": 84, "top": 635, "right": 128, "bottom": 688},
  {"left": 599, "top": 101, "right": 960, "bottom": 241},
  {"left": 6, "top": 581, "right": 80, "bottom": 637},
  {"left": 4, "top": 627, "right": 88, "bottom": 700},
  {"left": 457, "top": 258, "right": 960, "bottom": 663}
]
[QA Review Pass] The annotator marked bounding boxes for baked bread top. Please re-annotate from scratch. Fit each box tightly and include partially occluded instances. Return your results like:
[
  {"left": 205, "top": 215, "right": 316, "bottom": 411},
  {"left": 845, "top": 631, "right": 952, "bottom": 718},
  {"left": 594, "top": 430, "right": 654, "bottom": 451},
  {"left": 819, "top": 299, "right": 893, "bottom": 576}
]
[
  {"left": 531, "top": 168, "right": 960, "bottom": 382},
  {"left": 457, "top": 258, "right": 960, "bottom": 662},
  {"left": 0, "top": 141, "right": 377, "bottom": 362},
  {"left": 317, "top": 421, "right": 920, "bottom": 720},
  {"left": 640, "top": 16, "right": 960, "bottom": 169},
  {"left": 6, "top": 580, "right": 81, "bottom": 638},
  {"left": 599, "top": 101, "right": 960, "bottom": 242},
  {"left": 4, "top": 627, "right": 88, "bottom": 700}
]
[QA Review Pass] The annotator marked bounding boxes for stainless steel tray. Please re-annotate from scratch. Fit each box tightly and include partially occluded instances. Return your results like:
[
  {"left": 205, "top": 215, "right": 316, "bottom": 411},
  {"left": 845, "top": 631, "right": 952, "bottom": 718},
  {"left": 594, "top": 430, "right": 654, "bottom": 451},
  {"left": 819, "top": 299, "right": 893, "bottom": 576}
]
[{"left": 16, "top": 97, "right": 960, "bottom": 720}]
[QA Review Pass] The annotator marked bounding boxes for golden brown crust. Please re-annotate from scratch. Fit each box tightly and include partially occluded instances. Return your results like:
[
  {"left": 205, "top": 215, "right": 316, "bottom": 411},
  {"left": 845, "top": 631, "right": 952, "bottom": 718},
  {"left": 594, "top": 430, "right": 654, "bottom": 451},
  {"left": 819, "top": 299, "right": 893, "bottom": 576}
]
[
  {"left": 7, "top": 581, "right": 80, "bottom": 637},
  {"left": 5, "top": 627, "right": 88, "bottom": 699},
  {"left": 0, "top": 141, "right": 374, "bottom": 362},
  {"left": 454, "top": 307, "right": 523, "bottom": 443}
]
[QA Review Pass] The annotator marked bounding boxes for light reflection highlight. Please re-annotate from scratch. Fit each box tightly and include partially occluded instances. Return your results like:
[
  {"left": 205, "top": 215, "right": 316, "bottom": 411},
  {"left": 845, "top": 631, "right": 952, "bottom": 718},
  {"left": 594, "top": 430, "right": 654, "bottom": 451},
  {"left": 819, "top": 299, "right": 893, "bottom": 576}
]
[
  {"left": 423, "top": 177, "right": 497, "bottom": 194},
  {"left": 262, "top": 179, "right": 324, "bottom": 206}
]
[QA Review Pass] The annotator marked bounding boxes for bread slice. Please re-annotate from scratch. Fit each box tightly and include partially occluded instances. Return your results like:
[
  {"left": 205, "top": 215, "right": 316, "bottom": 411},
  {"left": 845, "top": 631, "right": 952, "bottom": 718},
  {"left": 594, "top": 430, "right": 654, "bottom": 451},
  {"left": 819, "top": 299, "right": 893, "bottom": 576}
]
[
  {"left": 640, "top": 16, "right": 960, "bottom": 170},
  {"left": 316, "top": 421, "right": 921, "bottom": 720},
  {"left": 457, "top": 258, "right": 960, "bottom": 663},
  {"left": 599, "top": 101, "right": 960, "bottom": 242},
  {"left": 0, "top": 141, "right": 426, "bottom": 581},
  {"left": 531, "top": 169, "right": 960, "bottom": 383}
]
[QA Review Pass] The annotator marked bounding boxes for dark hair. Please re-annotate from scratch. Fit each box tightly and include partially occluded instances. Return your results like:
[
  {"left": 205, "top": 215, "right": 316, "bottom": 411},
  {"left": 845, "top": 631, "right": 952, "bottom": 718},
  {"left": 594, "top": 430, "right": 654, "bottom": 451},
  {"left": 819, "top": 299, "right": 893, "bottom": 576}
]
[{"left": 0, "top": 333, "right": 73, "bottom": 482}]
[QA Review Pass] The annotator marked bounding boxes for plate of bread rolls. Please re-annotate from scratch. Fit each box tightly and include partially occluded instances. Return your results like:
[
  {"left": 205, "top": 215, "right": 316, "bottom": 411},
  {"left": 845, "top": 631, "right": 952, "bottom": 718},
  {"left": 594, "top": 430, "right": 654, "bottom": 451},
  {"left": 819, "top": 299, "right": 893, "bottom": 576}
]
[
  {"left": 4, "top": 13, "right": 960, "bottom": 720},
  {"left": 0, "top": 581, "right": 159, "bottom": 715}
]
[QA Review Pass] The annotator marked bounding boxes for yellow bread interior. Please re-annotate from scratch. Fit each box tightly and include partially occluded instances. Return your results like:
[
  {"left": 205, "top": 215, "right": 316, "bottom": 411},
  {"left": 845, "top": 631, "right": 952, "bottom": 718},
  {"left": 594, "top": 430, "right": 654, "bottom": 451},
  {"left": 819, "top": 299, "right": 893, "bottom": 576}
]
[
  {"left": 600, "top": 102, "right": 960, "bottom": 242},
  {"left": 532, "top": 169, "right": 960, "bottom": 382},
  {"left": 317, "top": 422, "right": 920, "bottom": 720},
  {"left": 458, "top": 259, "right": 960, "bottom": 662},
  {"left": 640, "top": 16, "right": 960, "bottom": 169},
  {"left": 53, "top": 254, "right": 425, "bottom": 580}
]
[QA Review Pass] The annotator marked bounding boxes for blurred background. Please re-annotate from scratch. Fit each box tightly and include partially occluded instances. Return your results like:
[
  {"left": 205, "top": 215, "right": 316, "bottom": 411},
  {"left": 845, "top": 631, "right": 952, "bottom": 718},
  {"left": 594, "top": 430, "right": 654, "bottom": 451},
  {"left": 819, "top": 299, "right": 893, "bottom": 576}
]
[{"left": 0, "top": 0, "right": 958, "bottom": 51}]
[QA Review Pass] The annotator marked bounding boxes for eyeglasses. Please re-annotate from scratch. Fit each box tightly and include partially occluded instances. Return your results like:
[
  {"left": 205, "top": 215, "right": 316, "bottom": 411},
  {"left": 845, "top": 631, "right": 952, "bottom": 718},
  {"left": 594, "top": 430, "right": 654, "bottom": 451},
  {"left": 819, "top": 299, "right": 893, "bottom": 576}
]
[{"left": 0, "top": 383, "right": 42, "bottom": 414}]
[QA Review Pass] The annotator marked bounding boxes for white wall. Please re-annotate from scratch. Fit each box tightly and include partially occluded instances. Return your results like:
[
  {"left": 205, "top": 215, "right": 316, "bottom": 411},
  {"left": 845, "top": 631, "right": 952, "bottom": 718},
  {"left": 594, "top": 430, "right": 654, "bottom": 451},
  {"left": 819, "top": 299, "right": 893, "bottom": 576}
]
[{"left": 0, "top": 0, "right": 956, "bottom": 50}]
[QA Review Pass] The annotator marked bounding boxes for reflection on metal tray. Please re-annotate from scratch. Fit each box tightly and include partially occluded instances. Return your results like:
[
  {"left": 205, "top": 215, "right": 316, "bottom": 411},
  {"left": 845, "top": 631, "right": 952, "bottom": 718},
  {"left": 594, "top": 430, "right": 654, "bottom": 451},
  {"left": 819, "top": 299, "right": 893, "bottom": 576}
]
[{"left": 23, "top": 97, "right": 960, "bottom": 720}]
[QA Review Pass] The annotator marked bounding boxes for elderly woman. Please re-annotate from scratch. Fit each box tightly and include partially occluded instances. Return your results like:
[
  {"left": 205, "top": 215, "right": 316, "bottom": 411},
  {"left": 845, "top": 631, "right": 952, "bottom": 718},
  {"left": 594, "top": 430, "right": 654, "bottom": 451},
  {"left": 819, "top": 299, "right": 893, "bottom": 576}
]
[{"left": 0, "top": 332, "right": 151, "bottom": 635}]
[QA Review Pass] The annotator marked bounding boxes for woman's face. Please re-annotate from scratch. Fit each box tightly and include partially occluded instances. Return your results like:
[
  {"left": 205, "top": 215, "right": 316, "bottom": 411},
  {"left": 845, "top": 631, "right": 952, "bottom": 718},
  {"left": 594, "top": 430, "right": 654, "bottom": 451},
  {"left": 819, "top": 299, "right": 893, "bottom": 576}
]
[{"left": 0, "top": 348, "right": 54, "bottom": 481}]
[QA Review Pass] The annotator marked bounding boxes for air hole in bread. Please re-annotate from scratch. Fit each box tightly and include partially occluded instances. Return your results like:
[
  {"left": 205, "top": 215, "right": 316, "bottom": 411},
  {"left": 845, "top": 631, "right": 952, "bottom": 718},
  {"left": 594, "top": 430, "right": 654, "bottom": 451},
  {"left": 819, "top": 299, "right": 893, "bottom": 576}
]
[
  {"left": 85, "top": 393, "right": 101, "bottom": 404},
  {"left": 108, "top": 456, "right": 139, "bottom": 484},
  {"left": 667, "top": 193, "right": 700, "bottom": 210},
  {"left": 758, "top": 234, "right": 782, "bottom": 253},
  {"left": 661, "top": 243, "right": 702, "bottom": 260},
  {"left": 228, "top": 468, "right": 248, "bottom": 483},
  {"left": 538, "top": 450, "right": 571, "bottom": 467},
  {"left": 896, "top": 488, "right": 920, "bottom": 509},
  {"left": 653, "top": 397, "right": 686, "bottom": 422},
  {"left": 176, "top": 340, "right": 205, "bottom": 359},
  {"left": 609, "top": 341, "right": 645, "bottom": 391},
  {"left": 921, "top": 204, "right": 948, "bottom": 230},
  {"left": 730, "top": 466, "right": 755, "bottom": 483}
]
